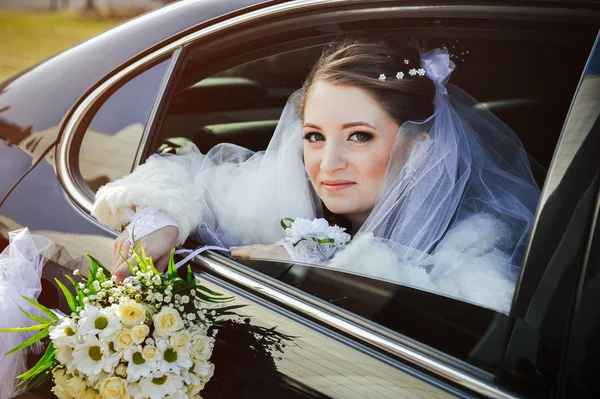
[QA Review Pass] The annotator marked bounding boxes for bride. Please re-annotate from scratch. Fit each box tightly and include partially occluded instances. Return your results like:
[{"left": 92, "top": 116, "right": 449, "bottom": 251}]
[{"left": 92, "top": 38, "right": 540, "bottom": 312}]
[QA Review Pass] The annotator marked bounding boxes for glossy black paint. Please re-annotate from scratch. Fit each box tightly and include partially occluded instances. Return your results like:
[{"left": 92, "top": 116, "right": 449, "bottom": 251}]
[
  {"left": 0, "top": 1, "right": 599, "bottom": 398},
  {"left": 499, "top": 34, "right": 600, "bottom": 397}
]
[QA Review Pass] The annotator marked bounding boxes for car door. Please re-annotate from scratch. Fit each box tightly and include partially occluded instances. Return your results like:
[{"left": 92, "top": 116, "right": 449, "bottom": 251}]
[{"left": 47, "top": 1, "right": 600, "bottom": 398}]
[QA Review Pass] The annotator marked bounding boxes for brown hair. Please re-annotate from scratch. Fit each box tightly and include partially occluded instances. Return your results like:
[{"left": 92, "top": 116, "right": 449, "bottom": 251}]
[{"left": 299, "top": 37, "right": 435, "bottom": 125}]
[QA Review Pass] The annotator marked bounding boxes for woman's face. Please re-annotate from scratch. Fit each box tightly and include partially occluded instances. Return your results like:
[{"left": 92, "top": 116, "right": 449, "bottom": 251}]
[{"left": 303, "top": 81, "right": 402, "bottom": 225}]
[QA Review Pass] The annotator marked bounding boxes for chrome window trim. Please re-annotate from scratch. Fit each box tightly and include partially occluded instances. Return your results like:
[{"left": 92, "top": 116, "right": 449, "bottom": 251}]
[
  {"left": 57, "top": 0, "right": 600, "bottom": 214},
  {"left": 55, "top": 1, "right": 597, "bottom": 397},
  {"left": 131, "top": 47, "right": 182, "bottom": 171},
  {"left": 193, "top": 253, "right": 519, "bottom": 399}
]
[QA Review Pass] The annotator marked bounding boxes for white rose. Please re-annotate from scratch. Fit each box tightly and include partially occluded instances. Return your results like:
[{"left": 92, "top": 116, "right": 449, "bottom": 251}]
[
  {"left": 64, "top": 375, "right": 87, "bottom": 397},
  {"left": 118, "top": 300, "right": 146, "bottom": 326},
  {"left": 51, "top": 385, "right": 72, "bottom": 399},
  {"left": 52, "top": 369, "right": 71, "bottom": 387},
  {"left": 193, "top": 360, "right": 215, "bottom": 381},
  {"left": 190, "top": 335, "right": 214, "bottom": 361},
  {"left": 187, "top": 382, "right": 205, "bottom": 396},
  {"left": 153, "top": 307, "right": 183, "bottom": 337},
  {"left": 98, "top": 376, "right": 129, "bottom": 399},
  {"left": 170, "top": 330, "right": 191, "bottom": 351},
  {"left": 80, "top": 387, "right": 98, "bottom": 399},
  {"left": 114, "top": 329, "right": 135, "bottom": 351},
  {"left": 115, "top": 363, "right": 127, "bottom": 378},
  {"left": 131, "top": 324, "right": 150, "bottom": 344},
  {"left": 55, "top": 345, "right": 73, "bottom": 365},
  {"left": 142, "top": 344, "right": 158, "bottom": 360}
]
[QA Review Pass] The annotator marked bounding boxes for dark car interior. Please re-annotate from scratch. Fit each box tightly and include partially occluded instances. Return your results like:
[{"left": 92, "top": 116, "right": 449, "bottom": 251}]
[{"left": 152, "top": 21, "right": 596, "bottom": 191}]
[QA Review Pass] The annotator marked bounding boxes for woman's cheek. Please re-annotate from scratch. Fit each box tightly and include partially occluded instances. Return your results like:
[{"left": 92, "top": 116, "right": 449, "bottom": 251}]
[{"left": 303, "top": 148, "right": 321, "bottom": 184}]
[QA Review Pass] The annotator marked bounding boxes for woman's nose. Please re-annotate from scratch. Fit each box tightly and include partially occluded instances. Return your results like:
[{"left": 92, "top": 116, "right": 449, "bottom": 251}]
[{"left": 320, "top": 142, "right": 348, "bottom": 173}]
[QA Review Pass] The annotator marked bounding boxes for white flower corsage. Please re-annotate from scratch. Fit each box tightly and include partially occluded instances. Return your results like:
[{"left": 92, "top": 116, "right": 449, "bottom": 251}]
[{"left": 278, "top": 217, "right": 351, "bottom": 264}]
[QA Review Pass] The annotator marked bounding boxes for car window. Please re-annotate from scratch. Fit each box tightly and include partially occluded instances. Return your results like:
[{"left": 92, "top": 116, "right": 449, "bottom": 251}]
[
  {"left": 78, "top": 58, "right": 171, "bottom": 192},
  {"left": 143, "top": 16, "right": 596, "bottom": 375}
]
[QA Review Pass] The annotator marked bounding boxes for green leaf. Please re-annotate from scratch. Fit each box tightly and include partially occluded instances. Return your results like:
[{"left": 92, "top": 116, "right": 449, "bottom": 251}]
[
  {"left": 65, "top": 275, "right": 85, "bottom": 307},
  {"left": 0, "top": 323, "right": 49, "bottom": 333},
  {"left": 280, "top": 217, "right": 294, "bottom": 230},
  {"left": 18, "top": 296, "right": 58, "bottom": 321},
  {"left": 196, "top": 284, "right": 226, "bottom": 297},
  {"left": 55, "top": 278, "right": 77, "bottom": 313},
  {"left": 186, "top": 265, "right": 193, "bottom": 286},
  {"left": 87, "top": 254, "right": 111, "bottom": 278},
  {"left": 17, "top": 306, "right": 50, "bottom": 324},
  {"left": 18, "top": 342, "right": 55, "bottom": 380},
  {"left": 118, "top": 248, "right": 136, "bottom": 276},
  {"left": 5, "top": 326, "right": 49, "bottom": 355},
  {"left": 168, "top": 249, "right": 177, "bottom": 279},
  {"left": 317, "top": 238, "right": 335, "bottom": 244},
  {"left": 139, "top": 246, "right": 149, "bottom": 273}
]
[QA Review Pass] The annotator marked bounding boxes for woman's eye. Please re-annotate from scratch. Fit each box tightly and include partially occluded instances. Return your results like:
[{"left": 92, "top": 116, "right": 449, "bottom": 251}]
[
  {"left": 304, "top": 132, "right": 325, "bottom": 142},
  {"left": 349, "top": 131, "right": 374, "bottom": 142}
]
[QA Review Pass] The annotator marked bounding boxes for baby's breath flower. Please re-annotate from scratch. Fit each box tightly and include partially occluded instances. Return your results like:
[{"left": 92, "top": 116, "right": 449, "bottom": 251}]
[
  {"left": 83, "top": 289, "right": 90, "bottom": 294},
  {"left": 92, "top": 281, "right": 101, "bottom": 291},
  {"left": 83, "top": 297, "right": 90, "bottom": 304},
  {"left": 78, "top": 283, "right": 86, "bottom": 290},
  {"left": 152, "top": 275, "right": 161, "bottom": 285},
  {"left": 108, "top": 297, "right": 115, "bottom": 303},
  {"left": 187, "top": 313, "right": 196, "bottom": 321},
  {"left": 181, "top": 296, "right": 190, "bottom": 304},
  {"left": 164, "top": 295, "right": 172, "bottom": 303},
  {"left": 179, "top": 306, "right": 184, "bottom": 312}
]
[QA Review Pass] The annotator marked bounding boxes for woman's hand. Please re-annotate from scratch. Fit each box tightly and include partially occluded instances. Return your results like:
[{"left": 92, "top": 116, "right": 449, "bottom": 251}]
[
  {"left": 111, "top": 226, "right": 179, "bottom": 282},
  {"left": 229, "top": 244, "right": 291, "bottom": 261}
]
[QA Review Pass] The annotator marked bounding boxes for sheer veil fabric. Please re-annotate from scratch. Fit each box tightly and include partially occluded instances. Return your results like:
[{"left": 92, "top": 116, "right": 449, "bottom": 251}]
[{"left": 93, "top": 47, "right": 540, "bottom": 312}]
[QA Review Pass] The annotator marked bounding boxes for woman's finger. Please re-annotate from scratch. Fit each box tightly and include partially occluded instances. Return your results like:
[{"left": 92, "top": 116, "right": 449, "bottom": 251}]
[
  {"left": 113, "top": 255, "right": 137, "bottom": 283},
  {"left": 113, "top": 240, "right": 131, "bottom": 273},
  {"left": 111, "top": 238, "right": 125, "bottom": 270}
]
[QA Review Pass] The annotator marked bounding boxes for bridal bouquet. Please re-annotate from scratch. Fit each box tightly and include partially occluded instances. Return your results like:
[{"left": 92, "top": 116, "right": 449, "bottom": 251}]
[{"left": 0, "top": 244, "right": 232, "bottom": 399}]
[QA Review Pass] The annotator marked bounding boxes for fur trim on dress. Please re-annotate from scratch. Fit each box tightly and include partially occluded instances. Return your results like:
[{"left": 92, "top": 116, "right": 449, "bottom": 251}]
[
  {"left": 92, "top": 155, "right": 202, "bottom": 245},
  {"left": 329, "top": 213, "right": 517, "bottom": 312}
]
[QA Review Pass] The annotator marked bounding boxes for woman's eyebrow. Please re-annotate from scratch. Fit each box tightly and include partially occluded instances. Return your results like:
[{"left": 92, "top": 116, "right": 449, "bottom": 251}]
[
  {"left": 342, "top": 121, "right": 377, "bottom": 130},
  {"left": 303, "top": 122, "right": 377, "bottom": 130}
]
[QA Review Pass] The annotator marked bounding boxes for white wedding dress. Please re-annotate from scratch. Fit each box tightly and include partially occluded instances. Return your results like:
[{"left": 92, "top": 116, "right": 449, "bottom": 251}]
[{"left": 92, "top": 48, "right": 540, "bottom": 313}]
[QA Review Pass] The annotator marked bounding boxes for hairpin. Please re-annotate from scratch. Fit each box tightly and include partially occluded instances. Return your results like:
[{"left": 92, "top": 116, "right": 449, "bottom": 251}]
[
  {"left": 396, "top": 72, "right": 404, "bottom": 80},
  {"left": 378, "top": 74, "right": 386, "bottom": 81}
]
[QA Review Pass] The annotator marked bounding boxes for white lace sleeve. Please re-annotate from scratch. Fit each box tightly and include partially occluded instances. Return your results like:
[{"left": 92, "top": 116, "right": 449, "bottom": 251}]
[
  {"left": 121, "top": 207, "right": 179, "bottom": 257},
  {"left": 277, "top": 218, "right": 350, "bottom": 265}
]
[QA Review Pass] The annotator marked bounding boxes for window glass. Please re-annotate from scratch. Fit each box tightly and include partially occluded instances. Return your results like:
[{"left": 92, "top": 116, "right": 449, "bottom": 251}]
[
  {"left": 79, "top": 58, "right": 170, "bottom": 192},
  {"left": 149, "top": 18, "right": 596, "bottom": 372}
]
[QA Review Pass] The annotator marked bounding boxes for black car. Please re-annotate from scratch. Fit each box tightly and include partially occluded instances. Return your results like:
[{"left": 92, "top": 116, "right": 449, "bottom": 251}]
[{"left": 1, "top": 1, "right": 599, "bottom": 398}]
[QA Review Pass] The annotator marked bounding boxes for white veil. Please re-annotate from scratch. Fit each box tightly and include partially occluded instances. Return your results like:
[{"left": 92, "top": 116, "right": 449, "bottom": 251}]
[{"left": 148, "top": 46, "right": 539, "bottom": 310}]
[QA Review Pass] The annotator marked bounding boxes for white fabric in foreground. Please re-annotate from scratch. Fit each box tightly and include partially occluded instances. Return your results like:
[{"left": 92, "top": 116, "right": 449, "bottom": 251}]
[
  {"left": 329, "top": 213, "right": 516, "bottom": 312},
  {"left": 0, "top": 229, "right": 51, "bottom": 398}
]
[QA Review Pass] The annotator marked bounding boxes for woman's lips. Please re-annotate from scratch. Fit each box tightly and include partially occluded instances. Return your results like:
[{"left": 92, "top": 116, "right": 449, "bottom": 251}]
[{"left": 321, "top": 180, "right": 356, "bottom": 192}]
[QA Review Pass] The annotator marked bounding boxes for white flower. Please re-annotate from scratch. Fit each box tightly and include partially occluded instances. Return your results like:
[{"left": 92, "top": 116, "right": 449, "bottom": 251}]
[
  {"left": 396, "top": 71, "right": 404, "bottom": 80},
  {"left": 417, "top": 68, "right": 426, "bottom": 76},
  {"left": 186, "top": 313, "right": 196, "bottom": 321},
  {"left": 64, "top": 374, "right": 87, "bottom": 397},
  {"left": 55, "top": 344, "right": 74, "bottom": 366},
  {"left": 378, "top": 73, "right": 386, "bottom": 81},
  {"left": 78, "top": 304, "right": 121, "bottom": 339},
  {"left": 131, "top": 324, "right": 150, "bottom": 344},
  {"left": 170, "top": 330, "right": 191, "bottom": 351},
  {"left": 51, "top": 385, "right": 72, "bottom": 399},
  {"left": 157, "top": 339, "right": 193, "bottom": 374},
  {"left": 142, "top": 344, "right": 159, "bottom": 361},
  {"left": 404, "top": 59, "right": 409, "bottom": 64},
  {"left": 139, "top": 373, "right": 184, "bottom": 399},
  {"left": 189, "top": 334, "right": 214, "bottom": 361},
  {"left": 72, "top": 335, "right": 119, "bottom": 376},
  {"left": 118, "top": 299, "right": 146, "bottom": 327},
  {"left": 123, "top": 345, "right": 156, "bottom": 381},
  {"left": 192, "top": 359, "right": 215, "bottom": 382},
  {"left": 98, "top": 376, "right": 129, "bottom": 399},
  {"left": 154, "top": 292, "right": 163, "bottom": 302},
  {"left": 49, "top": 317, "right": 78, "bottom": 347},
  {"left": 153, "top": 307, "right": 183, "bottom": 337},
  {"left": 114, "top": 329, "right": 136, "bottom": 352},
  {"left": 409, "top": 68, "right": 417, "bottom": 76},
  {"left": 152, "top": 275, "right": 162, "bottom": 285},
  {"left": 181, "top": 296, "right": 190, "bottom": 304}
]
